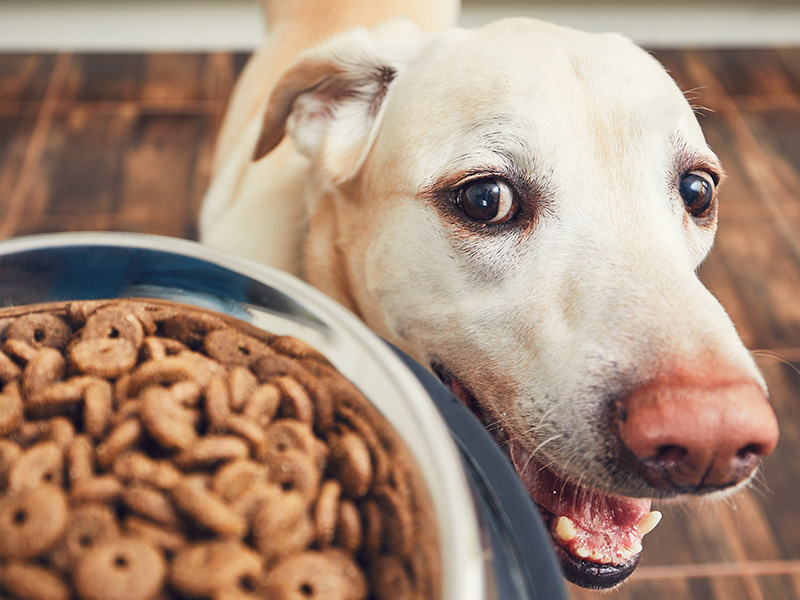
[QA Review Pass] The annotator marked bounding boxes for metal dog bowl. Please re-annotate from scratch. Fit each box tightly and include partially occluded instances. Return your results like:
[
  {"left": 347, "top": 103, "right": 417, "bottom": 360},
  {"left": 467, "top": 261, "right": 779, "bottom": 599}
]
[{"left": 0, "top": 232, "right": 567, "bottom": 600}]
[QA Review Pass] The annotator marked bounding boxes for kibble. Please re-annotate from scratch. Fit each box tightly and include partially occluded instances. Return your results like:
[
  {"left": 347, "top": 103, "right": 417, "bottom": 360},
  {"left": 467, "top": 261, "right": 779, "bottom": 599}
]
[{"left": 0, "top": 299, "right": 439, "bottom": 599}]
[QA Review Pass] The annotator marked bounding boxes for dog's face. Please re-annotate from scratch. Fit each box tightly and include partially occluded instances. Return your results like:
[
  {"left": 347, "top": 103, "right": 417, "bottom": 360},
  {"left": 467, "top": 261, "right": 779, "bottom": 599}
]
[{"left": 254, "top": 18, "right": 779, "bottom": 589}]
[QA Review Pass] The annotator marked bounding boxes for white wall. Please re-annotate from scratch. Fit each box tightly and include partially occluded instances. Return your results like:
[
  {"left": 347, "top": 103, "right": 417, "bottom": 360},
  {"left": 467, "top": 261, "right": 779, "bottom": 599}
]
[{"left": 1, "top": 0, "right": 799, "bottom": 51}]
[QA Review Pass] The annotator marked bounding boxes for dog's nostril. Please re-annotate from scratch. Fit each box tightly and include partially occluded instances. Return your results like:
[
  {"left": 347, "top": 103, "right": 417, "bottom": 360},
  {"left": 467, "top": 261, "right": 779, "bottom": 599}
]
[
  {"left": 736, "top": 443, "right": 762, "bottom": 460},
  {"left": 654, "top": 445, "right": 687, "bottom": 465}
]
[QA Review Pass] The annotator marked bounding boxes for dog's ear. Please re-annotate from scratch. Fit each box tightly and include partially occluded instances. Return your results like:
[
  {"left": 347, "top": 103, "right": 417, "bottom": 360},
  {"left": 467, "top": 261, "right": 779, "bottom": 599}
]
[{"left": 252, "top": 22, "right": 425, "bottom": 184}]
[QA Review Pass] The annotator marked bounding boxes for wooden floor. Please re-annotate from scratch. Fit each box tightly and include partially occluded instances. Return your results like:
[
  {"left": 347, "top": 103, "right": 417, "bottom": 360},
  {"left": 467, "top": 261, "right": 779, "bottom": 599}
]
[{"left": 1, "top": 49, "right": 799, "bottom": 600}]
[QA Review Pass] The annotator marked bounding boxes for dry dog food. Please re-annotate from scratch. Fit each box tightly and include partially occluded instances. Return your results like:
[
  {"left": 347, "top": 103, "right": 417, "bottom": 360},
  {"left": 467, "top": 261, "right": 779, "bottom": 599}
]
[{"left": 0, "top": 299, "right": 439, "bottom": 600}]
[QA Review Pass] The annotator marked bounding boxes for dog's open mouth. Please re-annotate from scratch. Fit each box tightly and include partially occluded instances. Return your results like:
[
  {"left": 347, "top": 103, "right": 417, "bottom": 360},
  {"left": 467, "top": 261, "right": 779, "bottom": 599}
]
[{"left": 435, "top": 369, "right": 662, "bottom": 590}]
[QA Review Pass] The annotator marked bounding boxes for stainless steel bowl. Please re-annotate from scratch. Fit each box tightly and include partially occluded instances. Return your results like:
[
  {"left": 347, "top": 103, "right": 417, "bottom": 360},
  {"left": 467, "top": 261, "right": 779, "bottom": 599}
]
[{"left": 0, "top": 232, "right": 567, "bottom": 600}]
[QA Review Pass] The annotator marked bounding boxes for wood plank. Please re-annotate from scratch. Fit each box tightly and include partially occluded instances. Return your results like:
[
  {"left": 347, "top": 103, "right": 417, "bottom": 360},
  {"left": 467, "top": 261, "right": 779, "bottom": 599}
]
[{"left": 0, "top": 53, "right": 56, "bottom": 107}]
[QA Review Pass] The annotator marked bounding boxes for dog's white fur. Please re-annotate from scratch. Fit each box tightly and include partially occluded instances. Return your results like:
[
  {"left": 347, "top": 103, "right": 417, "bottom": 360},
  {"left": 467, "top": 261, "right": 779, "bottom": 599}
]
[{"left": 201, "top": 2, "right": 774, "bottom": 501}]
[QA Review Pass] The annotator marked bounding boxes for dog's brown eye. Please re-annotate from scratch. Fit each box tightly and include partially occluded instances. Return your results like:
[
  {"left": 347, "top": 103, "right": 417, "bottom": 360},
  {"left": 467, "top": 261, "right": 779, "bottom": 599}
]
[
  {"left": 679, "top": 171, "right": 716, "bottom": 218},
  {"left": 457, "top": 178, "right": 517, "bottom": 223}
]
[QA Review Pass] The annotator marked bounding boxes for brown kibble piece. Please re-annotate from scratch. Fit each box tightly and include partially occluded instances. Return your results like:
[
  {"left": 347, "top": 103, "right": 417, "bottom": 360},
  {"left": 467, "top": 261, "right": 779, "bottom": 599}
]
[
  {"left": 174, "top": 435, "right": 250, "bottom": 469},
  {"left": 328, "top": 427, "right": 373, "bottom": 499},
  {"left": 261, "top": 550, "right": 368, "bottom": 600},
  {"left": 7, "top": 441, "right": 64, "bottom": 490},
  {"left": 122, "top": 483, "right": 181, "bottom": 527},
  {"left": 22, "top": 347, "right": 65, "bottom": 398},
  {"left": 171, "top": 475, "right": 247, "bottom": 538},
  {"left": 0, "top": 380, "right": 23, "bottom": 435},
  {"left": 369, "top": 555, "right": 416, "bottom": 600},
  {"left": 73, "top": 537, "right": 166, "bottom": 600},
  {"left": 2, "top": 560, "right": 71, "bottom": 600},
  {"left": 69, "top": 337, "right": 139, "bottom": 379},
  {"left": 82, "top": 307, "right": 145, "bottom": 348},
  {"left": 204, "top": 328, "right": 274, "bottom": 367},
  {"left": 0, "top": 483, "right": 68, "bottom": 559},
  {"left": 335, "top": 499, "right": 362, "bottom": 553},
  {"left": 96, "top": 418, "right": 143, "bottom": 469},
  {"left": 0, "top": 350, "right": 22, "bottom": 382},
  {"left": 162, "top": 312, "right": 226, "bottom": 349},
  {"left": 314, "top": 479, "right": 341, "bottom": 547},
  {"left": 5, "top": 312, "right": 72, "bottom": 350},
  {"left": 51, "top": 503, "right": 120, "bottom": 570},
  {"left": 170, "top": 541, "right": 263, "bottom": 597},
  {"left": 140, "top": 386, "right": 197, "bottom": 451}
]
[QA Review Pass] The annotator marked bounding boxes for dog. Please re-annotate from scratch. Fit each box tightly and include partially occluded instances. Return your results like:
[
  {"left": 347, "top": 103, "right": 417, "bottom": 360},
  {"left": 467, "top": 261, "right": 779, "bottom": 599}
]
[{"left": 200, "top": 0, "right": 780, "bottom": 589}]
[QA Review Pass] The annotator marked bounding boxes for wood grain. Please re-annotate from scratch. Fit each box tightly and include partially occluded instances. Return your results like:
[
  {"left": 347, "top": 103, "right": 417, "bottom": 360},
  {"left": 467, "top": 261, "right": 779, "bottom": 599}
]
[{"left": 0, "top": 48, "right": 799, "bottom": 600}]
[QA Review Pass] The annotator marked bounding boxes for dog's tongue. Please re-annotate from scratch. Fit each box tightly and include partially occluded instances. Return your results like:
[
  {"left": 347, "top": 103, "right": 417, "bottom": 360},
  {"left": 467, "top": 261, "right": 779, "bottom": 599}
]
[{"left": 509, "top": 439, "right": 657, "bottom": 566}]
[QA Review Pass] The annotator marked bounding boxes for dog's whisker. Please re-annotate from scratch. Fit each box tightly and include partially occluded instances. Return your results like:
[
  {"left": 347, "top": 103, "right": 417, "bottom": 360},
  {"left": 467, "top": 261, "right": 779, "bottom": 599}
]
[{"left": 752, "top": 348, "right": 800, "bottom": 379}]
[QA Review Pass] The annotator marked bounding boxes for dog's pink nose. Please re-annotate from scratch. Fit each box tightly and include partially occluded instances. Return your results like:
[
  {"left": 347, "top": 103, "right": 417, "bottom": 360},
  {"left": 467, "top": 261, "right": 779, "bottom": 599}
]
[{"left": 618, "top": 372, "right": 779, "bottom": 492}]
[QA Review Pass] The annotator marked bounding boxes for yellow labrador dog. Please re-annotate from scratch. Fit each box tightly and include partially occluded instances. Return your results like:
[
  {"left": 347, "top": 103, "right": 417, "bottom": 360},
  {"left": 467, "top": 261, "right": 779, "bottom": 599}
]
[{"left": 201, "top": 0, "right": 779, "bottom": 589}]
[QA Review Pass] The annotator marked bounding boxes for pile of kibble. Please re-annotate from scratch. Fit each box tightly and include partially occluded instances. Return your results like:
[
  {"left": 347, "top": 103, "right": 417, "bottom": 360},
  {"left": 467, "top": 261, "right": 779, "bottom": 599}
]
[{"left": 0, "top": 299, "right": 439, "bottom": 600}]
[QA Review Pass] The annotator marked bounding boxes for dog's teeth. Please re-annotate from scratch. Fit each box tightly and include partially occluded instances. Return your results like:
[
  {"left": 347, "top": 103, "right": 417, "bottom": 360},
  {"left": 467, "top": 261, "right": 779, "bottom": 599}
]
[
  {"left": 590, "top": 550, "right": 609, "bottom": 563},
  {"left": 555, "top": 516, "right": 578, "bottom": 542},
  {"left": 637, "top": 510, "right": 663, "bottom": 537},
  {"left": 574, "top": 546, "right": 591, "bottom": 559},
  {"left": 631, "top": 540, "right": 643, "bottom": 555}
]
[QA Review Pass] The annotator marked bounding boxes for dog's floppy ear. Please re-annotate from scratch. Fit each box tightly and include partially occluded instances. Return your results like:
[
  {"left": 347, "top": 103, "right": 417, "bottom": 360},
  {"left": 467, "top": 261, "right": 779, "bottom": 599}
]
[{"left": 252, "top": 22, "right": 425, "bottom": 184}]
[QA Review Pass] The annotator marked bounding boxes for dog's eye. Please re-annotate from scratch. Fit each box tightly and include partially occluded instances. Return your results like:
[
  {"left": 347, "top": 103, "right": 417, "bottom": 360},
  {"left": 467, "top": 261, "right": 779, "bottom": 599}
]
[
  {"left": 456, "top": 178, "right": 517, "bottom": 223},
  {"left": 679, "top": 171, "right": 716, "bottom": 218}
]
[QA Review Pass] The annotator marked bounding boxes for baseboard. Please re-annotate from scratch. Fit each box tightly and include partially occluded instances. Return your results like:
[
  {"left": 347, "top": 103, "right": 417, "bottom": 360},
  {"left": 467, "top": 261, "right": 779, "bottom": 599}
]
[{"left": 1, "top": 0, "right": 799, "bottom": 51}]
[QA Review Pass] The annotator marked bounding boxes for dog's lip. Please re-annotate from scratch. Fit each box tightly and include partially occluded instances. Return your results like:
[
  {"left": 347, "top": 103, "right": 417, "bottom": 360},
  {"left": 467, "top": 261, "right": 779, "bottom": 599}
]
[{"left": 433, "top": 366, "right": 657, "bottom": 590}]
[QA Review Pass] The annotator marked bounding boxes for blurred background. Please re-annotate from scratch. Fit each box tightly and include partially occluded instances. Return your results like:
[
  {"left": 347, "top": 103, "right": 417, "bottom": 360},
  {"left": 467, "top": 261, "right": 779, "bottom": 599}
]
[{"left": 1, "top": 1, "right": 799, "bottom": 599}]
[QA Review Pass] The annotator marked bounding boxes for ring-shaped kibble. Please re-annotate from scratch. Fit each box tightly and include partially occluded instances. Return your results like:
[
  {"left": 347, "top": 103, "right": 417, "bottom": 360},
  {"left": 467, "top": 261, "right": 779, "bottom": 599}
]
[
  {"left": 228, "top": 367, "right": 258, "bottom": 410},
  {"left": 7, "top": 441, "right": 64, "bottom": 491},
  {"left": 5, "top": 313, "right": 72, "bottom": 350},
  {"left": 170, "top": 541, "right": 263, "bottom": 598},
  {"left": 66, "top": 434, "right": 95, "bottom": 484},
  {"left": 205, "top": 376, "right": 232, "bottom": 429},
  {"left": 261, "top": 550, "right": 368, "bottom": 600},
  {"left": 314, "top": 480, "right": 341, "bottom": 547},
  {"left": 69, "top": 338, "right": 139, "bottom": 379},
  {"left": 51, "top": 503, "right": 120, "bottom": 570},
  {"left": 369, "top": 555, "right": 416, "bottom": 600},
  {"left": 162, "top": 312, "right": 227, "bottom": 350},
  {"left": 250, "top": 354, "right": 304, "bottom": 383},
  {"left": 264, "top": 419, "right": 318, "bottom": 457},
  {"left": 242, "top": 383, "right": 281, "bottom": 426},
  {"left": 0, "top": 483, "right": 68, "bottom": 559},
  {"left": 69, "top": 475, "right": 125, "bottom": 504},
  {"left": 0, "top": 350, "right": 22, "bottom": 382},
  {"left": 327, "top": 428, "right": 373, "bottom": 500},
  {"left": 275, "top": 376, "right": 314, "bottom": 425},
  {"left": 122, "top": 483, "right": 181, "bottom": 528},
  {"left": 212, "top": 460, "right": 268, "bottom": 502},
  {"left": 22, "top": 347, "right": 66, "bottom": 398},
  {"left": 204, "top": 328, "right": 274, "bottom": 367},
  {"left": 122, "top": 516, "right": 186, "bottom": 554},
  {"left": 221, "top": 415, "right": 268, "bottom": 458},
  {"left": 335, "top": 500, "right": 363, "bottom": 553},
  {"left": 113, "top": 452, "right": 181, "bottom": 490},
  {"left": 95, "top": 419, "right": 143, "bottom": 469},
  {"left": 127, "top": 357, "right": 199, "bottom": 398},
  {"left": 171, "top": 476, "right": 247, "bottom": 538},
  {"left": 0, "top": 381, "right": 23, "bottom": 436},
  {"left": 292, "top": 371, "right": 334, "bottom": 431},
  {"left": 269, "top": 335, "right": 330, "bottom": 363},
  {"left": 174, "top": 435, "right": 250, "bottom": 469},
  {"left": 73, "top": 537, "right": 166, "bottom": 600},
  {"left": 265, "top": 448, "right": 321, "bottom": 504},
  {"left": 82, "top": 308, "right": 145, "bottom": 349},
  {"left": 140, "top": 386, "right": 198, "bottom": 451},
  {"left": 252, "top": 493, "right": 314, "bottom": 560},
  {"left": 83, "top": 379, "right": 114, "bottom": 440},
  {"left": 1, "top": 560, "right": 71, "bottom": 600}
]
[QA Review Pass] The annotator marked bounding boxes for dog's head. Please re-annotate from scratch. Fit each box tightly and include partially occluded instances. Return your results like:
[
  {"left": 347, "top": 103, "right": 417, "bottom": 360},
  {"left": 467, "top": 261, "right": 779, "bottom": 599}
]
[{"left": 253, "top": 18, "right": 779, "bottom": 588}]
